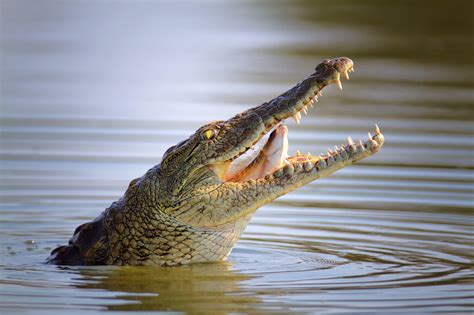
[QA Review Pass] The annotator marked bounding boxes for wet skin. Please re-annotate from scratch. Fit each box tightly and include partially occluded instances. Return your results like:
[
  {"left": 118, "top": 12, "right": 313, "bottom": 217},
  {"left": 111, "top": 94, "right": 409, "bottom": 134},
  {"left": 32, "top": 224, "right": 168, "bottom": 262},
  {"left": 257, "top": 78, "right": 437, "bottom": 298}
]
[{"left": 48, "top": 57, "right": 384, "bottom": 266}]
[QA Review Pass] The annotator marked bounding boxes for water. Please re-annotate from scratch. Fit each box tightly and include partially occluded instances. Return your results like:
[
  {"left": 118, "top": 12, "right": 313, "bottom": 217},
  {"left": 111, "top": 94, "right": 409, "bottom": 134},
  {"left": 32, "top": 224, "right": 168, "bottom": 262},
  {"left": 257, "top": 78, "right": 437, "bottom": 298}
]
[{"left": 1, "top": 0, "right": 473, "bottom": 313}]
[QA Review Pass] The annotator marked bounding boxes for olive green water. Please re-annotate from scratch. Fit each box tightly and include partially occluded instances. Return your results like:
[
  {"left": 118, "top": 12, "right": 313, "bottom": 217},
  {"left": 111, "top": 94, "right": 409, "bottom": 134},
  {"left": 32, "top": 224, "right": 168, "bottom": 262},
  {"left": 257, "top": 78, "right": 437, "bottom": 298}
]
[{"left": 1, "top": 1, "right": 473, "bottom": 314}]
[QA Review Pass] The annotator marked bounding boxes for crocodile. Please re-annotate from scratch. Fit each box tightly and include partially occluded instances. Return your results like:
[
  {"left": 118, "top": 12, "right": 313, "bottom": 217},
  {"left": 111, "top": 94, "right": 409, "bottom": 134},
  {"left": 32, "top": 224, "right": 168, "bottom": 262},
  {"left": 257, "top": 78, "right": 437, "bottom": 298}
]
[{"left": 48, "top": 57, "right": 384, "bottom": 266}]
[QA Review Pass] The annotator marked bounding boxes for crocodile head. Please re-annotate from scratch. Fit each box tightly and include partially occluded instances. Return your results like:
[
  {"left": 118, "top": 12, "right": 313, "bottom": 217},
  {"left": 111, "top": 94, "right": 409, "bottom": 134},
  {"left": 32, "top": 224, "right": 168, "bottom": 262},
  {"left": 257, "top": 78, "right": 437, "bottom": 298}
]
[
  {"left": 157, "top": 57, "right": 384, "bottom": 228},
  {"left": 48, "top": 57, "right": 385, "bottom": 266}
]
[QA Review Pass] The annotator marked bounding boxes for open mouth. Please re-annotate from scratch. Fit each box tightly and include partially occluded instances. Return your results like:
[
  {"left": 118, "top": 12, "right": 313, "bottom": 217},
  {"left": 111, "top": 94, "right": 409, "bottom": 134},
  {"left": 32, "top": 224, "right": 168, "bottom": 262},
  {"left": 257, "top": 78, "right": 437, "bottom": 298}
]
[{"left": 211, "top": 57, "right": 384, "bottom": 183}]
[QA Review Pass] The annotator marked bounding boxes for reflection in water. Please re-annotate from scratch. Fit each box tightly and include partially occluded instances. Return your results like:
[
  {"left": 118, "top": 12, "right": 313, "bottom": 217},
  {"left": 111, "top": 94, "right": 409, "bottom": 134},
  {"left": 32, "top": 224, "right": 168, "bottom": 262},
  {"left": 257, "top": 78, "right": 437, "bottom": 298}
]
[
  {"left": 77, "top": 263, "right": 261, "bottom": 314},
  {"left": 0, "top": 0, "right": 473, "bottom": 313}
]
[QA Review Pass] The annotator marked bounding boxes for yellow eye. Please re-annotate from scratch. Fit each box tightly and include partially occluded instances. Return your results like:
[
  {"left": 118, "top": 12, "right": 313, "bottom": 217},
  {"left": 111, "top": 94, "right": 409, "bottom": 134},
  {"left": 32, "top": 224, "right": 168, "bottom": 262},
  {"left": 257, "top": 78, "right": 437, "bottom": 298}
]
[{"left": 202, "top": 129, "right": 217, "bottom": 140}]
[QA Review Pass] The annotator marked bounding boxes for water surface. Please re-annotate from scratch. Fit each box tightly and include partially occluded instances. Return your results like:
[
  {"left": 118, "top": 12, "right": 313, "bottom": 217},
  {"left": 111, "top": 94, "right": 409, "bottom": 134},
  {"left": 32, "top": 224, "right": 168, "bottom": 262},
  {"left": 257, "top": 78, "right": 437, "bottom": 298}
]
[{"left": 1, "top": 0, "right": 473, "bottom": 314}]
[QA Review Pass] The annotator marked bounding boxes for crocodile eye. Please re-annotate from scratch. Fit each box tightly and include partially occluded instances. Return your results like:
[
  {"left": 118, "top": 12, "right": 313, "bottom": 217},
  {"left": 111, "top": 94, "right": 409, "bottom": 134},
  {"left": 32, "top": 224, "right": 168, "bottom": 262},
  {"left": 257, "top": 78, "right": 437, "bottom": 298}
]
[{"left": 202, "top": 129, "right": 218, "bottom": 141}]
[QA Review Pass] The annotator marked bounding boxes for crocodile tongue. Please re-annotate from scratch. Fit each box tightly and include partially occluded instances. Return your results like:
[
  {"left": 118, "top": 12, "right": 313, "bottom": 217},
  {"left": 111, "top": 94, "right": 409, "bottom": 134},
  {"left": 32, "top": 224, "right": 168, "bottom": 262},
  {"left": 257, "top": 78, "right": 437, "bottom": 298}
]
[{"left": 224, "top": 125, "right": 289, "bottom": 182}]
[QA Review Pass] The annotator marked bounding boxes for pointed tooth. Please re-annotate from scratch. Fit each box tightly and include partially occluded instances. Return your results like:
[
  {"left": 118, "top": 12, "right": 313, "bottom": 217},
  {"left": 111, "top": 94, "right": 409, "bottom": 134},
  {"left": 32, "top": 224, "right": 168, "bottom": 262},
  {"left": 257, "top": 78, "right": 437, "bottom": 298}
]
[
  {"left": 308, "top": 102, "right": 314, "bottom": 108},
  {"left": 358, "top": 140, "right": 363, "bottom": 147},
  {"left": 337, "top": 79, "right": 343, "bottom": 90},
  {"left": 302, "top": 107, "right": 308, "bottom": 115},
  {"left": 347, "top": 136, "right": 354, "bottom": 145},
  {"left": 306, "top": 152, "right": 312, "bottom": 157},
  {"left": 292, "top": 114, "right": 301, "bottom": 124},
  {"left": 368, "top": 132, "right": 372, "bottom": 139},
  {"left": 375, "top": 124, "right": 381, "bottom": 135},
  {"left": 296, "top": 150, "right": 302, "bottom": 157},
  {"left": 328, "top": 148, "right": 333, "bottom": 154},
  {"left": 343, "top": 70, "right": 350, "bottom": 80},
  {"left": 296, "top": 111, "right": 302, "bottom": 121},
  {"left": 317, "top": 91, "right": 322, "bottom": 97}
]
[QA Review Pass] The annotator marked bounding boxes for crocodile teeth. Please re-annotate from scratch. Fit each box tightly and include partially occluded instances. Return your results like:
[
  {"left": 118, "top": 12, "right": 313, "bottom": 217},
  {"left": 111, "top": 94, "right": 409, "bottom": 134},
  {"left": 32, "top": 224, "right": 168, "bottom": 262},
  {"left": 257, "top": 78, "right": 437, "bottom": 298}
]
[
  {"left": 368, "top": 132, "right": 372, "bottom": 139},
  {"left": 296, "top": 111, "right": 302, "bottom": 122},
  {"left": 302, "top": 106, "right": 308, "bottom": 115},
  {"left": 347, "top": 136, "right": 354, "bottom": 145},
  {"left": 343, "top": 70, "right": 350, "bottom": 80},
  {"left": 317, "top": 91, "right": 322, "bottom": 97},
  {"left": 375, "top": 123, "right": 381, "bottom": 135},
  {"left": 337, "top": 79, "right": 343, "bottom": 90},
  {"left": 292, "top": 112, "right": 302, "bottom": 124}
]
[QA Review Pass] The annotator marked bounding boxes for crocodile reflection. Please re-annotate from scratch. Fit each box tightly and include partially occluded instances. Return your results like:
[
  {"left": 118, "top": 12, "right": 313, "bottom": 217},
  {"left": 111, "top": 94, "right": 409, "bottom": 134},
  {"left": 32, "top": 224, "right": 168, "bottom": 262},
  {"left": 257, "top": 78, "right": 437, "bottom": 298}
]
[{"left": 73, "top": 262, "right": 274, "bottom": 314}]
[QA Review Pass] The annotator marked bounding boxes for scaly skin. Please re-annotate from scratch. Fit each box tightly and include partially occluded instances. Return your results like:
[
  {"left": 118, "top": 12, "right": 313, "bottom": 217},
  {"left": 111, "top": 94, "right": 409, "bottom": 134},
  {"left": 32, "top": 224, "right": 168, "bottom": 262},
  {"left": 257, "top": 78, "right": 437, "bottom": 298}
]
[{"left": 48, "top": 57, "right": 384, "bottom": 266}]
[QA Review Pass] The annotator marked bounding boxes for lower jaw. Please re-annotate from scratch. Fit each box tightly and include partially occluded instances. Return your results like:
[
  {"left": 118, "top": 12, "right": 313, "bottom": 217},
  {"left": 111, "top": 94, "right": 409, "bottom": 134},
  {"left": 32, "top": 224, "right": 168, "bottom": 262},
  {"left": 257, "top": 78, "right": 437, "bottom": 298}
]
[{"left": 224, "top": 124, "right": 384, "bottom": 183}]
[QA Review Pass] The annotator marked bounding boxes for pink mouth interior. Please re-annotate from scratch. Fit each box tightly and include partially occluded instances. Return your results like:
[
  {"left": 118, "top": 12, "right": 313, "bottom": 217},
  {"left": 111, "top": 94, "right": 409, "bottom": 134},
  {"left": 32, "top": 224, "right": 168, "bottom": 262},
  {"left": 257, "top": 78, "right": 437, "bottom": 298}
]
[{"left": 223, "top": 125, "right": 289, "bottom": 182}]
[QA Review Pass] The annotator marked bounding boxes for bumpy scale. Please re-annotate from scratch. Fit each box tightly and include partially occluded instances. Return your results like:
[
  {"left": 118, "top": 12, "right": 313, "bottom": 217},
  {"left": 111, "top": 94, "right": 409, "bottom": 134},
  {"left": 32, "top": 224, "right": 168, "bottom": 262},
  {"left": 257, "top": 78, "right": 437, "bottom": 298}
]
[{"left": 48, "top": 57, "right": 384, "bottom": 266}]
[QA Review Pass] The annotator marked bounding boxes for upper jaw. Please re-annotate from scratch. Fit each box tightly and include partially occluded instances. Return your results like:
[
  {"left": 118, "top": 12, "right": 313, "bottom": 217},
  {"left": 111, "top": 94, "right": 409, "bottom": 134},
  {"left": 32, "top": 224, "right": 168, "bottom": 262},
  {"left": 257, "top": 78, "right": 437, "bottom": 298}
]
[
  {"left": 251, "top": 57, "right": 354, "bottom": 131},
  {"left": 208, "top": 57, "right": 385, "bottom": 185},
  {"left": 213, "top": 57, "right": 355, "bottom": 174}
]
